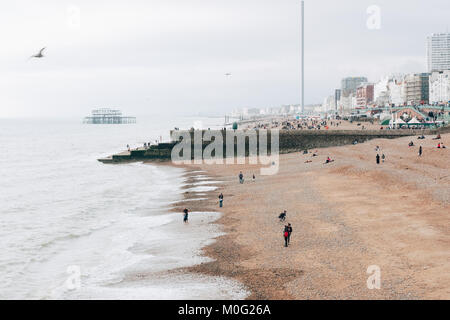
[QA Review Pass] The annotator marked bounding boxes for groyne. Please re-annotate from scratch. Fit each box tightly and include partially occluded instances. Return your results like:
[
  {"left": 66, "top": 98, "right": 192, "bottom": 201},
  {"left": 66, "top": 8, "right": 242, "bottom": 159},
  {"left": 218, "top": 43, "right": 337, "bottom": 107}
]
[{"left": 98, "top": 127, "right": 447, "bottom": 164}]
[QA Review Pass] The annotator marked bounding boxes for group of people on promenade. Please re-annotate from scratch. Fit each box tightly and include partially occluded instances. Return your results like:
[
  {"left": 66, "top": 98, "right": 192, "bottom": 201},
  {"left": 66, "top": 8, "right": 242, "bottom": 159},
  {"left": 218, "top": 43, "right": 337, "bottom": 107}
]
[{"left": 247, "top": 119, "right": 344, "bottom": 131}]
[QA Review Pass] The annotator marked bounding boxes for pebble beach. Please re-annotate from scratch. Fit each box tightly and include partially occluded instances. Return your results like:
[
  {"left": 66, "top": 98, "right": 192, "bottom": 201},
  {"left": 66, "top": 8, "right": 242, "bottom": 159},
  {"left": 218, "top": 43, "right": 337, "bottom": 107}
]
[{"left": 166, "top": 132, "right": 449, "bottom": 299}]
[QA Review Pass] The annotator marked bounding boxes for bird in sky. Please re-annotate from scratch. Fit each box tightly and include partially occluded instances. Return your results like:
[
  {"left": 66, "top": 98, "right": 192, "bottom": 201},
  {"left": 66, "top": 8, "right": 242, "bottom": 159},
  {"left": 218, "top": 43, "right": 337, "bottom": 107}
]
[
  {"left": 30, "top": 47, "right": 46, "bottom": 59},
  {"left": 225, "top": 73, "right": 232, "bottom": 77}
]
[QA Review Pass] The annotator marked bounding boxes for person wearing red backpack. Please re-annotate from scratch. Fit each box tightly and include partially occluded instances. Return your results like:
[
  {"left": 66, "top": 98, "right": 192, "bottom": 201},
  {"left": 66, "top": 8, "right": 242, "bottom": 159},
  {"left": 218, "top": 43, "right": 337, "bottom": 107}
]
[
  {"left": 287, "top": 223, "right": 293, "bottom": 245},
  {"left": 284, "top": 225, "right": 289, "bottom": 247}
]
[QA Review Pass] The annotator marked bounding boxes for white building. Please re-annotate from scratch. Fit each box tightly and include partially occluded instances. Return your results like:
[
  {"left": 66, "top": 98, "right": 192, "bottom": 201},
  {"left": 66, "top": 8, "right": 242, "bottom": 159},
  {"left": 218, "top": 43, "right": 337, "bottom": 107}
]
[
  {"left": 427, "top": 33, "right": 450, "bottom": 72},
  {"left": 429, "top": 70, "right": 450, "bottom": 104},
  {"left": 374, "top": 76, "right": 391, "bottom": 107},
  {"left": 388, "top": 79, "right": 406, "bottom": 106},
  {"left": 321, "top": 95, "right": 335, "bottom": 113},
  {"left": 338, "top": 93, "right": 357, "bottom": 114},
  {"left": 372, "top": 74, "right": 407, "bottom": 107}
]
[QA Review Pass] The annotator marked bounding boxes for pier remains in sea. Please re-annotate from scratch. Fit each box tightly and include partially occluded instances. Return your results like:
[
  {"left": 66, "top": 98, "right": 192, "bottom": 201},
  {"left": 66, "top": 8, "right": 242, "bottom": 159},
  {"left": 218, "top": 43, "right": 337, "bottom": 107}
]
[{"left": 83, "top": 108, "right": 136, "bottom": 124}]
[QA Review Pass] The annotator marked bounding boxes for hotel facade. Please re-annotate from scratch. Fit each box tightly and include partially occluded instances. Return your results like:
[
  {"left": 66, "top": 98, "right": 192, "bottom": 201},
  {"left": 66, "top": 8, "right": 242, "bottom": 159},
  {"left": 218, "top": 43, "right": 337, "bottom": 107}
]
[{"left": 427, "top": 33, "right": 450, "bottom": 72}]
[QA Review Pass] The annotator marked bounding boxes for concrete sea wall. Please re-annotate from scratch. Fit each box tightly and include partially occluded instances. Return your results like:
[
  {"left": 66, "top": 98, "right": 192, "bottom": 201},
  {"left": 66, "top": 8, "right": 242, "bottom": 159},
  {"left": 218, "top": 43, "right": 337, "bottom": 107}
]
[{"left": 100, "top": 127, "right": 444, "bottom": 163}]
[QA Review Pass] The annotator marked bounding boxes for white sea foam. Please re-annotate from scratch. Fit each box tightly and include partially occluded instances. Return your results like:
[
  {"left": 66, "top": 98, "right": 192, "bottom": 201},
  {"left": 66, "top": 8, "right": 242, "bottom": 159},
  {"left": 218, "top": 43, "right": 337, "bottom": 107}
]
[
  {"left": 185, "top": 186, "right": 219, "bottom": 193},
  {"left": 191, "top": 180, "right": 223, "bottom": 186},
  {"left": 0, "top": 117, "right": 246, "bottom": 300}
]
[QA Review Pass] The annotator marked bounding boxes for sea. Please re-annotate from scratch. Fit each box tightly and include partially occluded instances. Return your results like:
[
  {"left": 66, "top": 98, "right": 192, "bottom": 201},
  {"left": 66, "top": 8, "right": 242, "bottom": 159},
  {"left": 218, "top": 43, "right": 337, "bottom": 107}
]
[{"left": 0, "top": 116, "right": 248, "bottom": 299}]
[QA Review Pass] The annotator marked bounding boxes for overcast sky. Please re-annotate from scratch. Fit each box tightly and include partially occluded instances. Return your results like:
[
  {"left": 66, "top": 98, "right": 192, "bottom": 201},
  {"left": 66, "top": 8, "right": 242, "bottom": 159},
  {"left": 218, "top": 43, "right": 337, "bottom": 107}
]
[{"left": 0, "top": 0, "right": 449, "bottom": 118}]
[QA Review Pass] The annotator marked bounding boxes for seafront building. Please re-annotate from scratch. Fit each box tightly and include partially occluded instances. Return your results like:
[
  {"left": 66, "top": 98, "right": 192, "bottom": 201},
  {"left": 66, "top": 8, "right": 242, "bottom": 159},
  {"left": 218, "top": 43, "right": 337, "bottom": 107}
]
[
  {"left": 388, "top": 78, "right": 407, "bottom": 106},
  {"left": 337, "top": 77, "right": 369, "bottom": 112},
  {"left": 322, "top": 33, "right": 450, "bottom": 115},
  {"left": 356, "top": 83, "right": 374, "bottom": 108},
  {"left": 341, "top": 77, "right": 368, "bottom": 96},
  {"left": 334, "top": 89, "right": 341, "bottom": 113},
  {"left": 429, "top": 70, "right": 450, "bottom": 104},
  {"left": 231, "top": 34, "right": 450, "bottom": 119},
  {"left": 374, "top": 76, "right": 391, "bottom": 107},
  {"left": 330, "top": 71, "right": 449, "bottom": 116},
  {"left": 338, "top": 94, "right": 357, "bottom": 114},
  {"left": 321, "top": 95, "right": 335, "bottom": 113},
  {"left": 427, "top": 33, "right": 450, "bottom": 72},
  {"left": 404, "top": 73, "right": 430, "bottom": 105}
]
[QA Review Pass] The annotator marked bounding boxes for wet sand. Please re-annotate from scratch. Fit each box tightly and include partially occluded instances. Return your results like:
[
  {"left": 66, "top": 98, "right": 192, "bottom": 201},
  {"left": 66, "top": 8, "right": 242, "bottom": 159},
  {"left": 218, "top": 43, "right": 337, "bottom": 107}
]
[{"left": 165, "top": 133, "right": 449, "bottom": 300}]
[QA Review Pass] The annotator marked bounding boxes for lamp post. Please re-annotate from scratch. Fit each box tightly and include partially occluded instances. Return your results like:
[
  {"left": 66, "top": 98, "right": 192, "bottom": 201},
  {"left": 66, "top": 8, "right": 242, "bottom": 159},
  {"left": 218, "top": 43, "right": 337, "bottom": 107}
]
[{"left": 301, "top": 0, "right": 305, "bottom": 114}]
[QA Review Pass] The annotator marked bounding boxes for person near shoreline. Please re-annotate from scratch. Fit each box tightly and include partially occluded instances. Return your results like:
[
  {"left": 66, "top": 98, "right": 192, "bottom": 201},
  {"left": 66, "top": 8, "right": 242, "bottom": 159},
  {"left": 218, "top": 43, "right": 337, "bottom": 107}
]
[
  {"left": 279, "top": 210, "right": 287, "bottom": 222},
  {"left": 252, "top": 174, "right": 256, "bottom": 182},
  {"left": 376, "top": 154, "right": 380, "bottom": 164},
  {"left": 419, "top": 146, "right": 423, "bottom": 157},
  {"left": 382, "top": 153, "right": 386, "bottom": 163},
  {"left": 239, "top": 171, "right": 244, "bottom": 184},
  {"left": 183, "top": 208, "right": 189, "bottom": 223},
  {"left": 218, "top": 193, "right": 224, "bottom": 208}
]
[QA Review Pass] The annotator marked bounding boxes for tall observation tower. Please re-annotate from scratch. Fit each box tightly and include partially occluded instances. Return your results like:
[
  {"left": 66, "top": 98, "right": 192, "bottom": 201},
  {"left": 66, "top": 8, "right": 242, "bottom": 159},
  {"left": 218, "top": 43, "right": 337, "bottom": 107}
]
[{"left": 301, "top": 0, "right": 305, "bottom": 114}]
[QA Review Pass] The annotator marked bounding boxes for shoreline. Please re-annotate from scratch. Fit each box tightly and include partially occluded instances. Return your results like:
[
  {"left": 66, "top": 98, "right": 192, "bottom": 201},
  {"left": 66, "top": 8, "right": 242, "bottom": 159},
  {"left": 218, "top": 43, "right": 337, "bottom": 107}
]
[
  {"left": 159, "top": 132, "right": 449, "bottom": 300},
  {"left": 160, "top": 162, "right": 304, "bottom": 300},
  {"left": 149, "top": 163, "right": 251, "bottom": 300}
]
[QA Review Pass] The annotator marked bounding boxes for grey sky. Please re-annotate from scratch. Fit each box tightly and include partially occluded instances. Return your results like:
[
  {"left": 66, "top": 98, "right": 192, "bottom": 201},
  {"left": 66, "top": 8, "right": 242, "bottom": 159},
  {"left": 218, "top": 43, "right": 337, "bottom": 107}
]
[{"left": 0, "top": 0, "right": 449, "bottom": 118}]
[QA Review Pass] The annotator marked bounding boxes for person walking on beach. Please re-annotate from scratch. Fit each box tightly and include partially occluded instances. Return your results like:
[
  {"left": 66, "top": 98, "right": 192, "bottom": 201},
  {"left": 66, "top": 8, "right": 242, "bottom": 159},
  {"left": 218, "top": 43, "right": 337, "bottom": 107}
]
[
  {"left": 382, "top": 153, "right": 386, "bottom": 163},
  {"left": 287, "top": 223, "right": 293, "bottom": 245},
  {"left": 218, "top": 193, "right": 224, "bottom": 208},
  {"left": 376, "top": 154, "right": 380, "bottom": 164},
  {"left": 183, "top": 208, "right": 189, "bottom": 223},
  {"left": 239, "top": 171, "right": 244, "bottom": 184},
  {"left": 419, "top": 146, "right": 423, "bottom": 157},
  {"left": 279, "top": 210, "right": 287, "bottom": 221},
  {"left": 284, "top": 225, "right": 289, "bottom": 247}
]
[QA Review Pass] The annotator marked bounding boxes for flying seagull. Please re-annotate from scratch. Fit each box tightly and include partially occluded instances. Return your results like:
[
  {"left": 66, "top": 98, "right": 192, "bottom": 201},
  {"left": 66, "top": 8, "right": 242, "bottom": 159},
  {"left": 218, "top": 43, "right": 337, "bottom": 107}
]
[
  {"left": 225, "top": 73, "right": 232, "bottom": 77},
  {"left": 30, "top": 47, "right": 46, "bottom": 59}
]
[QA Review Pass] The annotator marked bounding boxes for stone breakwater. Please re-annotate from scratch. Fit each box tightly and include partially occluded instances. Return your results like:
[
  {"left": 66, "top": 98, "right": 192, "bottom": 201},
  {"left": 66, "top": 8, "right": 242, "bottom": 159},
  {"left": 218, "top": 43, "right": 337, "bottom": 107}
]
[{"left": 98, "top": 127, "right": 447, "bottom": 164}]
